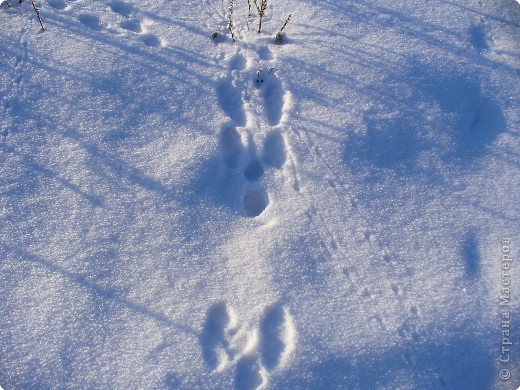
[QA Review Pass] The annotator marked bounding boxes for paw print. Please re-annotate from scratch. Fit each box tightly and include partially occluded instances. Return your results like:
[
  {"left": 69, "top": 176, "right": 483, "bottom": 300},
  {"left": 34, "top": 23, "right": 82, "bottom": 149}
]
[{"left": 200, "top": 302, "right": 296, "bottom": 389}]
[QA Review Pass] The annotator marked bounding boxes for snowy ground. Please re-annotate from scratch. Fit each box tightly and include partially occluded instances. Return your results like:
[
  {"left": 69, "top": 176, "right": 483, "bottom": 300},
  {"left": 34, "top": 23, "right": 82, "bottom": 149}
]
[{"left": 1, "top": 0, "right": 519, "bottom": 388}]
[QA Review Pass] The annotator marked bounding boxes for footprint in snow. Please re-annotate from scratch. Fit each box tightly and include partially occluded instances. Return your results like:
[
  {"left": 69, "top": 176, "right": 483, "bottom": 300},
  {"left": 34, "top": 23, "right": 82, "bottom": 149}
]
[
  {"left": 200, "top": 302, "right": 230, "bottom": 370},
  {"left": 260, "top": 71, "right": 286, "bottom": 127},
  {"left": 259, "top": 304, "right": 295, "bottom": 371},
  {"left": 120, "top": 19, "right": 142, "bottom": 33},
  {"left": 218, "top": 126, "right": 269, "bottom": 217},
  {"left": 234, "top": 355, "right": 264, "bottom": 390},
  {"left": 254, "top": 48, "right": 288, "bottom": 127},
  {"left": 78, "top": 14, "right": 102, "bottom": 30},
  {"left": 469, "top": 19, "right": 489, "bottom": 52},
  {"left": 460, "top": 230, "right": 481, "bottom": 280},
  {"left": 263, "top": 130, "right": 287, "bottom": 169},
  {"left": 243, "top": 186, "right": 269, "bottom": 217},
  {"left": 199, "top": 302, "right": 244, "bottom": 370},
  {"left": 257, "top": 46, "right": 273, "bottom": 61},
  {"left": 47, "top": 0, "right": 66, "bottom": 10},
  {"left": 216, "top": 49, "right": 295, "bottom": 217},
  {"left": 218, "top": 123, "right": 289, "bottom": 219},
  {"left": 219, "top": 125, "right": 245, "bottom": 169},
  {"left": 216, "top": 77, "right": 247, "bottom": 127},
  {"left": 244, "top": 160, "right": 264, "bottom": 182},
  {"left": 109, "top": 0, "right": 133, "bottom": 17},
  {"left": 229, "top": 53, "right": 247, "bottom": 72},
  {"left": 200, "top": 302, "right": 296, "bottom": 388},
  {"left": 140, "top": 33, "right": 162, "bottom": 47}
]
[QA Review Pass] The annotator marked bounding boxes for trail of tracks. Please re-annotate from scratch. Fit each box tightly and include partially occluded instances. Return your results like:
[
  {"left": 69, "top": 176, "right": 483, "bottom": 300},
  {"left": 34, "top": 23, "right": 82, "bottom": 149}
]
[
  {"left": 1, "top": 7, "right": 30, "bottom": 142},
  {"left": 201, "top": 0, "right": 426, "bottom": 378}
]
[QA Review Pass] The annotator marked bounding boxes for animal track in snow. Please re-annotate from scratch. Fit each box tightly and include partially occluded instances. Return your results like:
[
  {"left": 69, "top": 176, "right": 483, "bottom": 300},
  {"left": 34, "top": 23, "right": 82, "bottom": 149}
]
[
  {"left": 217, "top": 125, "right": 275, "bottom": 217},
  {"left": 216, "top": 77, "right": 247, "bottom": 127},
  {"left": 47, "top": 0, "right": 66, "bottom": 10},
  {"left": 257, "top": 46, "right": 273, "bottom": 61},
  {"left": 461, "top": 230, "right": 481, "bottom": 280},
  {"left": 391, "top": 284, "right": 401, "bottom": 296},
  {"left": 243, "top": 186, "right": 269, "bottom": 217},
  {"left": 261, "top": 73, "right": 285, "bottom": 126},
  {"left": 235, "top": 355, "right": 264, "bottom": 390},
  {"left": 214, "top": 43, "right": 295, "bottom": 217},
  {"left": 200, "top": 302, "right": 296, "bottom": 389},
  {"left": 263, "top": 130, "right": 287, "bottom": 168},
  {"left": 109, "top": 0, "right": 134, "bottom": 17},
  {"left": 200, "top": 302, "right": 232, "bottom": 370},
  {"left": 470, "top": 18, "right": 489, "bottom": 52},
  {"left": 199, "top": 302, "right": 248, "bottom": 371},
  {"left": 1, "top": 98, "right": 8, "bottom": 139},
  {"left": 244, "top": 160, "right": 264, "bottom": 182},
  {"left": 108, "top": 1, "right": 163, "bottom": 47},
  {"left": 229, "top": 53, "right": 247, "bottom": 71},
  {"left": 140, "top": 33, "right": 162, "bottom": 47},
  {"left": 219, "top": 125, "right": 245, "bottom": 169},
  {"left": 259, "top": 304, "right": 295, "bottom": 371},
  {"left": 120, "top": 19, "right": 142, "bottom": 33},
  {"left": 78, "top": 14, "right": 101, "bottom": 30}
]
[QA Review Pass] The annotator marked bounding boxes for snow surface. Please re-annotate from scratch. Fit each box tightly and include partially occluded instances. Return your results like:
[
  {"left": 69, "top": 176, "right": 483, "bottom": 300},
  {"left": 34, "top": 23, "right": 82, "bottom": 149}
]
[{"left": 0, "top": 0, "right": 519, "bottom": 388}]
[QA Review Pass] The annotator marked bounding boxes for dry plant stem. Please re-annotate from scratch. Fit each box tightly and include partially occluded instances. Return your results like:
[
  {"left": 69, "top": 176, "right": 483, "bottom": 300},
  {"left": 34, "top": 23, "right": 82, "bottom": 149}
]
[
  {"left": 280, "top": 14, "right": 291, "bottom": 32},
  {"left": 253, "top": 0, "right": 267, "bottom": 33},
  {"left": 227, "top": 0, "right": 236, "bottom": 42},
  {"left": 31, "top": 0, "right": 45, "bottom": 30}
]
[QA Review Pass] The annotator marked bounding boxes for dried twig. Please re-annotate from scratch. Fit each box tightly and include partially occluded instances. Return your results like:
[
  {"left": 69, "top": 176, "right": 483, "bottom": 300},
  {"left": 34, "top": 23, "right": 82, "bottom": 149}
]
[
  {"left": 253, "top": 0, "right": 267, "bottom": 33},
  {"left": 246, "top": 0, "right": 252, "bottom": 17},
  {"left": 227, "top": 0, "right": 236, "bottom": 42},
  {"left": 275, "top": 14, "right": 291, "bottom": 42},
  {"left": 280, "top": 14, "right": 291, "bottom": 33},
  {"left": 28, "top": 0, "right": 44, "bottom": 30}
]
